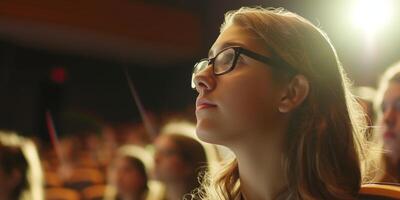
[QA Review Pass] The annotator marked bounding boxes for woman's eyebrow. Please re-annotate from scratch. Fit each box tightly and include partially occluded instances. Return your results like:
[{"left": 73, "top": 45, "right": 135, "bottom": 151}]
[{"left": 208, "top": 41, "right": 247, "bottom": 58}]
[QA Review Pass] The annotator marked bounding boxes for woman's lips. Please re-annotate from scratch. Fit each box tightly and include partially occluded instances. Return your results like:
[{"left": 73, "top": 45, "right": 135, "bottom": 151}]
[
  {"left": 196, "top": 98, "right": 217, "bottom": 111},
  {"left": 196, "top": 103, "right": 217, "bottom": 110}
]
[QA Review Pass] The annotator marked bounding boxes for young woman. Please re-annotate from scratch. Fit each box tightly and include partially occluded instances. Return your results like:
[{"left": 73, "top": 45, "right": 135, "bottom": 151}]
[{"left": 191, "top": 7, "right": 373, "bottom": 200}]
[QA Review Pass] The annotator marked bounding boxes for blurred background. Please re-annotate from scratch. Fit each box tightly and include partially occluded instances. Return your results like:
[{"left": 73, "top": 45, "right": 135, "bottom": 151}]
[{"left": 0, "top": 0, "right": 399, "bottom": 138}]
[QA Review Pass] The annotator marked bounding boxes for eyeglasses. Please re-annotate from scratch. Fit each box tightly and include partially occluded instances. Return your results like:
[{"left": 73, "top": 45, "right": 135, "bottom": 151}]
[{"left": 191, "top": 46, "right": 295, "bottom": 89}]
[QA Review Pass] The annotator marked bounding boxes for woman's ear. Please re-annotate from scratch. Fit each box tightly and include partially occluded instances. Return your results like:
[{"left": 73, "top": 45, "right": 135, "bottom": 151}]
[{"left": 278, "top": 74, "right": 309, "bottom": 113}]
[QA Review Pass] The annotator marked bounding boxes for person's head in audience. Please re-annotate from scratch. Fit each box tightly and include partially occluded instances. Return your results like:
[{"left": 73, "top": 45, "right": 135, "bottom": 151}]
[
  {"left": 154, "top": 133, "right": 207, "bottom": 199},
  {"left": 56, "top": 111, "right": 103, "bottom": 170},
  {"left": 0, "top": 142, "right": 28, "bottom": 199},
  {"left": 191, "top": 6, "right": 374, "bottom": 200},
  {"left": 0, "top": 131, "right": 43, "bottom": 200},
  {"left": 115, "top": 123, "right": 152, "bottom": 147},
  {"left": 98, "top": 124, "right": 118, "bottom": 166},
  {"left": 375, "top": 60, "right": 400, "bottom": 182},
  {"left": 115, "top": 157, "right": 148, "bottom": 200},
  {"left": 109, "top": 145, "right": 150, "bottom": 200}
]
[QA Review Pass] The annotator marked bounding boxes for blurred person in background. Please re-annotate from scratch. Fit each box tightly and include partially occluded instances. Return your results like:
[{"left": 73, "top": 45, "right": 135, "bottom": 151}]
[
  {"left": 374, "top": 61, "right": 400, "bottom": 183},
  {"left": 58, "top": 111, "right": 103, "bottom": 168},
  {"left": 114, "top": 123, "right": 152, "bottom": 148},
  {"left": 153, "top": 133, "right": 208, "bottom": 200},
  {"left": 97, "top": 124, "right": 119, "bottom": 167},
  {"left": 106, "top": 145, "right": 156, "bottom": 200},
  {"left": 159, "top": 119, "right": 233, "bottom": 173},
  {"left": 0, "top": 131, "right": 43, "bottom": 200}
]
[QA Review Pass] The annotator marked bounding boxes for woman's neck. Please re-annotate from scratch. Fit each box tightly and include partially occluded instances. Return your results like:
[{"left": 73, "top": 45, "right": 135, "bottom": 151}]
[{"left": 230, "top": 130, "right": 288, "bottom": 200}]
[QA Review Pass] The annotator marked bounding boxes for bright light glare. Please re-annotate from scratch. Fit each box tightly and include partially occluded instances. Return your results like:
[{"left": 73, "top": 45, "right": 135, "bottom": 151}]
[{"left": 352, "top": 0, "right": 393, "bottom": 35}]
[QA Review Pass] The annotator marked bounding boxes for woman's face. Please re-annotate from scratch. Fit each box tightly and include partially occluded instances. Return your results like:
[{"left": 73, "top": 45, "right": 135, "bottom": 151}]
[
  {"left": 193, "top": 24, "right": 286, "bottom": 145},
  {"left": 153, "top": 136, "right": 187, "bottom": 182},
  {"left": 114, "top": 157, "right": 146, "bottom": 196},
  {"left": 381, "top": 82, "right": 400, "bottom": 161}
]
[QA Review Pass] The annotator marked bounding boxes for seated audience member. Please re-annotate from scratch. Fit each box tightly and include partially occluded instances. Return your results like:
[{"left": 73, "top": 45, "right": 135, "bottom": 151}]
[
  {"left": 0, "top": 131, "right": 43, "bottom": 200},
  {"left": 374, "top": 61, "right": 400, "bottom": 183},
  {"left": 106, "top": 145, "right": 153, "bottom": 200},
  {"left": 153, "top": 133, "right": 208, "bottom": 199}
]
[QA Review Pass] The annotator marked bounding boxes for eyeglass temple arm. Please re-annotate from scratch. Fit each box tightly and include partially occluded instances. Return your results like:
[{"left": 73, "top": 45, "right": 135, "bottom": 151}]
[{"left": 238, "top": 47, "right": 295, "bottom": 72}]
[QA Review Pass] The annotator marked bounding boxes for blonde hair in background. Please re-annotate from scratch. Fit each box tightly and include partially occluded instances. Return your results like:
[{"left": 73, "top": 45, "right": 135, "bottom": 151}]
[
  {"left": 196, "top": 6, "right": 379, "bottom": 200},
  {"left": 0, "top": 131, "right": 44, "bottom": 200}
]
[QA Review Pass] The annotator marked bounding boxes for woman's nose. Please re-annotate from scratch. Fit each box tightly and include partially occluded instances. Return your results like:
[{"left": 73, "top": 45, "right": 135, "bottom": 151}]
[{"left": 193, "top": 66, "right": 216, "bottom": 95}]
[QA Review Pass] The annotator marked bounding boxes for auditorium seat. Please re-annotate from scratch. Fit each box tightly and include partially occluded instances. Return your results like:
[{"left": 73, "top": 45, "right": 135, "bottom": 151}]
[{"left": 360, "top": 183, "right": 400, "bottom": 200}]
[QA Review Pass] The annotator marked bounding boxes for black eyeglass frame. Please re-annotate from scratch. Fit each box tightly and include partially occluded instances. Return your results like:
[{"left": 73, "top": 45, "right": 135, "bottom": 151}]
[{"left": 193, "top": 46, "right": 296, "bottom": 78}]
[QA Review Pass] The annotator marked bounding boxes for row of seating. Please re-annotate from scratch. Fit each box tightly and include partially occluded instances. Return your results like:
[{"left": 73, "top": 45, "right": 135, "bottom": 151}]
[
  {"left": 46, "top": 185, "right": 106, "bottom": 200},
  {"left": 360, "top": 183, "right": 400, "bottom": 200}
]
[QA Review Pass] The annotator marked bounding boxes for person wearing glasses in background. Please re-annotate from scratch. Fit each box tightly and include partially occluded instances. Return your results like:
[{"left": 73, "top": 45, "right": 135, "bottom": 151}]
[
  {"left": 191, "top": 7, "right": 376, "bottom": 200},
  {"left": 374, "top": 61, "right": 400, "bottom": 183}
]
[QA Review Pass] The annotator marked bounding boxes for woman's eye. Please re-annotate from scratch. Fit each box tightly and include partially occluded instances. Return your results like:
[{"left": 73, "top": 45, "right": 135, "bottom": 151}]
[
  {"left": 220, "top": 53, "right": 234, "bottom": 64},
  {"left": 236, "top": 55, "right": 245, "bottom": 64}
]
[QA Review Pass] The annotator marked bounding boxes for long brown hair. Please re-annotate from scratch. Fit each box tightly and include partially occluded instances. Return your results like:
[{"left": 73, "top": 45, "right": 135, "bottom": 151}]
[{"left": 198, "top": 7, "right": 374, "bottom": 200}]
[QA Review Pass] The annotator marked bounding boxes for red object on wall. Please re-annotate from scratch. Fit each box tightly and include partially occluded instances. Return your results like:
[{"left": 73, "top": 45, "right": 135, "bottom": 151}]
[{"left": 50, "top": 67, "right": 67, "bottom": 84}]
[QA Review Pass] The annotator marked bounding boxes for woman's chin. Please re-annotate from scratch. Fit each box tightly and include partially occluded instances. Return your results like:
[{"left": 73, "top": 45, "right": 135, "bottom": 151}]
[{"left": 196, "top": 121, "right": 227, "bottom": 145}]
